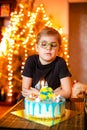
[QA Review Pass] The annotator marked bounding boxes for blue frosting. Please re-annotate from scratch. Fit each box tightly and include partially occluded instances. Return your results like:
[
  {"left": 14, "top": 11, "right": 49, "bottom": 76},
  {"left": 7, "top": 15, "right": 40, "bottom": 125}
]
[{"left": 25, "top": 98, "right": 65, "bottom": 117}]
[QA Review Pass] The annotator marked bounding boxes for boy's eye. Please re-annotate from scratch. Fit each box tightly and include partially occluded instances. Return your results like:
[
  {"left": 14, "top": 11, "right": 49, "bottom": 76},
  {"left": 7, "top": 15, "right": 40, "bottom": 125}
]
[
  {"left": 39, "top": 41, "right": 58, "bottom": 49},
  {"left": 51, "top": 42, "right": 57, "bottom": 47},
  {"left": 41, "top": 41, "right": 47, "bottom": 47}
]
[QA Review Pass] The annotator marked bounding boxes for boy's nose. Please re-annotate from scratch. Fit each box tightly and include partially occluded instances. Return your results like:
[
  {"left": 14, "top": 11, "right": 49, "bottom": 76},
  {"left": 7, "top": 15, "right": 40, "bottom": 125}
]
[{"left": 46, "top": 44, "right": 52, "bottom": 49}]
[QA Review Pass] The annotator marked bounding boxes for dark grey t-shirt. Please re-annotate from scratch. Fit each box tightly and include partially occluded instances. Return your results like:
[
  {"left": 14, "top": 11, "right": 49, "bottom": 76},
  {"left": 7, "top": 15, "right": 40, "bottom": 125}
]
[{"left": 22, "top": 55, "right": 71, "bottom": 90}]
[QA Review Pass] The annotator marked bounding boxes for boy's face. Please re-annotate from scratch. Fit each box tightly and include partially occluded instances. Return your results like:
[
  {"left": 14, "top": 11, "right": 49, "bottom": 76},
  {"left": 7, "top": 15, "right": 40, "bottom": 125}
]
[{"left": 36, "top": 35, "right": 59, "bottom": 65}]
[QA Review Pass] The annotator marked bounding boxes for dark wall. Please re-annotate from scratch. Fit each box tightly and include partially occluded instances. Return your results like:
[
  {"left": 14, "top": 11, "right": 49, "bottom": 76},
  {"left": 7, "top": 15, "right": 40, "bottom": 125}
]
[{"left": 69, "top": 3, "right": 87, "bottom": 84}]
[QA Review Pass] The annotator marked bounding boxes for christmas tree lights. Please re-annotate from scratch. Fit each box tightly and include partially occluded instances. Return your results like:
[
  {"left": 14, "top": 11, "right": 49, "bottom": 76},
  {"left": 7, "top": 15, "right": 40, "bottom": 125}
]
[{"left": 0, "top": 2, "right": 69, "bottom": 98}]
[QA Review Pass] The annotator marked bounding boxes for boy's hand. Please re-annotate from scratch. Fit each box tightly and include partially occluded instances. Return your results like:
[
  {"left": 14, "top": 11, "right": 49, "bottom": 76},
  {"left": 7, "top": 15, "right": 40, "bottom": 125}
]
[{"left": 22, "top": 87, "right": 39, "bottom": 98}]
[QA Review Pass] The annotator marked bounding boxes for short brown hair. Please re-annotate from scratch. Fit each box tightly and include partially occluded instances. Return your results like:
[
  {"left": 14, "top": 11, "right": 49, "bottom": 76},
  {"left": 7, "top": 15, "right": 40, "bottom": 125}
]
[{"left": 36, "top": 26, "right": 61, "bottom": 46}]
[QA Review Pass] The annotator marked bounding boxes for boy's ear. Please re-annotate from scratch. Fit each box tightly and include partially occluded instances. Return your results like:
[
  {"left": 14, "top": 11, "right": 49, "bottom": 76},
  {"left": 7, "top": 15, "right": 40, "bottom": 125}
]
[{"left": 36, "top": 44, "right": 38, "bottom": 52}]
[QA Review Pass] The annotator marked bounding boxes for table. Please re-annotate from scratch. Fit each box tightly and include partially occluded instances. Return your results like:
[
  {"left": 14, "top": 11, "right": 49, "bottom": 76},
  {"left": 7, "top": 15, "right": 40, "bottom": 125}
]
[{"left": 0, "top": 98, "right": 84, "bottom": 130}]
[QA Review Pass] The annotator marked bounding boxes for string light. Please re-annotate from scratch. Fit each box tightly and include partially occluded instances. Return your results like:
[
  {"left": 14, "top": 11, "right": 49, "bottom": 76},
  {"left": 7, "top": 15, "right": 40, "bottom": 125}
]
[{"left": 0, "top": 3, "right": 69, "bottom": 97}]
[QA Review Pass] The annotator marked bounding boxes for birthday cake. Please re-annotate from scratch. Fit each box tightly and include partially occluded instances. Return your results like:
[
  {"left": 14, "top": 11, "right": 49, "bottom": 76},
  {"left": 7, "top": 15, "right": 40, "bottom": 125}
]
[{"left": 24, "top": 87, "right": 66, "bottom": 119}]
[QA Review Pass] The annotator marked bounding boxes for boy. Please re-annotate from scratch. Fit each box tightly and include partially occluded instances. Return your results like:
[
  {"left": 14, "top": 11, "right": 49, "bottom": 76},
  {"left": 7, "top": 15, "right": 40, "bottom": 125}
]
[{"left": 21, "top": 26, "right": 72, "bottom": 99}]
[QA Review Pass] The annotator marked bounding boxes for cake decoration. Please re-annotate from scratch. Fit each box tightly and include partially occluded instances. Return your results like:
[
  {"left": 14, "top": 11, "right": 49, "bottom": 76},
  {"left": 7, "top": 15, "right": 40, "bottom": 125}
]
[
  {"left": 24, "top": 86, "right": 66, "bottom": 119},
  {"left": 39, "top": 86, "right": 54, "bottom": 101}
]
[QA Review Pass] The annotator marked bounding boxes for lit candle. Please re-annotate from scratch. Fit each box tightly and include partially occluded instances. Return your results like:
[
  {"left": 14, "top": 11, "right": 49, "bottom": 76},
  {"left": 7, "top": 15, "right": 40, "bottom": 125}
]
[{"left": 40, "top": 80, "right": 45, "bottom": 88}]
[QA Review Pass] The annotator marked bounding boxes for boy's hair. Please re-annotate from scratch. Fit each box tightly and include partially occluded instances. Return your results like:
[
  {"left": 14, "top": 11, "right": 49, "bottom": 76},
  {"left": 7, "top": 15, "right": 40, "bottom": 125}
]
[{"left": 36, "top": 26, "right": 61, "bottom": 46}]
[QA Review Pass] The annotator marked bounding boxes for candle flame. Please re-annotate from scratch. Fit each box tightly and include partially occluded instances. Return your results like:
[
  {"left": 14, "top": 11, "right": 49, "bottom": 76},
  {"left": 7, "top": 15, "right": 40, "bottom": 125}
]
[{"left": 40, "top": 80, "right": 45, "bottom": 88}]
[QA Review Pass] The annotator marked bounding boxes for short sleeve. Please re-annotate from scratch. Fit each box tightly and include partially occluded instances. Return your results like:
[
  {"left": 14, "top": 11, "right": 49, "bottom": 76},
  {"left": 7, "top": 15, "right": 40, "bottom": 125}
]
[
  {"left": 58, "top": 58, "right": 71, "bottom": 79},
  {"left": 22, "top": 57, "right": 35, "bottom": 77}
]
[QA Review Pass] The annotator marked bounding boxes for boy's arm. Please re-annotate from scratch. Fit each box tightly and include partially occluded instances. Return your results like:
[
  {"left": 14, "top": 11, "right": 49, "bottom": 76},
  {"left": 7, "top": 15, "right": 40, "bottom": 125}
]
[
  {"left": 22, "top": 76, "right": 39, "bottom": 97},
  {"left": 54, "top": 77, "right": 72, "bottom": 99}
]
